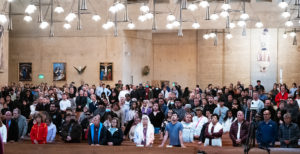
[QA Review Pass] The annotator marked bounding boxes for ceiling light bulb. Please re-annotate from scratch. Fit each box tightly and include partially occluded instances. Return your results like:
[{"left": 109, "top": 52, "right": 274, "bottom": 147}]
[
  {"left": 106, "top": 21, "right": 114, "bottom": 28},
  {"left": 255, "top": 22, "right": 263, "bottom": 28},
  {"left": 172, "top": 21, "right": 180, "bottom": 27},
  {"left": 167, "top": 14, "right": 176, "bottom": 22},
  {"left": 192, "top": 22, "right": 200, "bottom": 29},
  {"left": 138, "top": 15, "right": 146, "bottom": 22},
  {"left": 145, "top": 12, "right": 153, "bottom": 19},
  {"left": 281, "top": 11, "right": 290, "bottom": 18},
  {"left": 199, "top": 1, "right": 209, "bottom": 8},
  {"left": 63, "top": 23, "right": 71, "bottom": 29},
  {"left": 290, "top": 32, "right": 296, "bottom": 37},
  {"left": 109, "top": 6, "right": 117, "bottom": 13},
  {"left": 92, "top": 15, "right": 101, "bottom": 21},
  {"left": 102, "top": 23, "right": 109, "bottom": 30},
  {"left": 128, "top": 22, "right": 135, "bottom": 29},
  {"left": 140, "top": 5, "right": 149, "bottom": 13},
  {"left": 166, "top": 23, "right": 173, "bottom": 29},
  {"left": 65, "top": 13, "right": 76, "bottom": 22},
  {"left": 209, "top": 33, "right": 216, "bottom": 38},
  {"left": 278, "top": 2, "right": 288, "bottom": 9},
  {"left": 39, "top": 21, "right": 49, "bottom": 29},
  {"left": 115, "top": 2, "right": 125, "bottom": 11},
  {"left": 7, "top": 0, "right": 14, "bottom": 2},
  {"left": 237, "top": 20, "right": 246, "bottom": 27},
  {"left": 203, "top": 34, "right": 210, "bottom": 39},
  {"left": 221, "top": 4, "right": 231, "bottom": 11},
  {"left": 25, "top": 4, "right": 37, "bottom": 14},
  {"left": 240, "top": 13, "right": 249, "bottom": 20},
  {"left": 210, "top": 13, "right": 219, "bottom": 20},
  {"left": 188, "top": 3, "right": 198, "bottom": 11},
  {"left": 220, "top": 11, "right": 229, "bottom": 18},
  {"left": 285, "top": 20, "right": 293, "bottom": 27},
  {"left": 54, "top": 6, "right": 64, "bottom": 14},
  {"left": 0, "top": 14, "right": 7, "bottom": 24},
  {"left": 23, "top": 15, "right": 32, "bottom": 22},
  {"left": 226, "top": 33, "right": 233, "bottom": 39},
  {"left": 282, "top": 33, "right": 288, "bottom": 39},
  {"left": 229, "top": 22, "right": 236, "bottom": 29}
]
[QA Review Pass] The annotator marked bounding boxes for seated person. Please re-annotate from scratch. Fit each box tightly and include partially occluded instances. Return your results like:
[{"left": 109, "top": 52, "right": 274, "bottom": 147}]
[
  {"left": 129, "top": 113, "right": 141, "bottom": 141},
  {"left": 204, "top": 114, "right": 223, "bottom": 147},
  {"left": 88, "top": 115, "right": 107, "bottom": 145},
  {"left": 134, "top": 115, "right": 154, "bottom": 147},
  {"left": 46, "top": 117, "right": 57, "bottom": 143},
  {"left": 61, "top": 113, "right": 82, "bottom": 143},
  {"left": 107, "top": 117, "right": 123, "bottom": 146},
  {"left": 256, "top": 110, "right": 277, "bottom": 148},
  {"left": 3, "top": 111, "right": 18, "bottom": 142},
  {"left": 30, "top": 113, "right": 48, "bottom": 144},
  {"left": 229, "top": 111, "right": 249, "bottom": 146},
  {"left": 279, "top": 113, "right": 300, "bottom": 148}
]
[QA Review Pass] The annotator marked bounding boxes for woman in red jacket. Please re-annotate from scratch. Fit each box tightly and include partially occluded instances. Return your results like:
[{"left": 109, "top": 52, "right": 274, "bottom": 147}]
[{"left": 30, "top": 114, "right": 48, "bottom": 144}]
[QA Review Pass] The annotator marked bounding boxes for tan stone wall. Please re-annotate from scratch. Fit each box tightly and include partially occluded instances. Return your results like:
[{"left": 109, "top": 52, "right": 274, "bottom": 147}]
[
  {"left": 0, "top": 31, "right": 9, "bottom": 86},
  {"left": 9, "top": 35, "right": 124, "bottom": 87},
  {"left": 8, "top": 29, "right": 300, "bottom": 89},
  {"left": 277, "top": 29, "right": 300, "bottom": 87},
  {"left": 152, "top": 31, "right": 197, "bottom": 88}
]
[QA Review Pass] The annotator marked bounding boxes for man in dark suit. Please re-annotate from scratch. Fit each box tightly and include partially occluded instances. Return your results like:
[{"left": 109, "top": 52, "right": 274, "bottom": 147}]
[
  {"left": 3, "top": 111, "right": 19, "bottom": 142},
  {"left": 89, "top": 94, "right": 98, "bottom": 114}
]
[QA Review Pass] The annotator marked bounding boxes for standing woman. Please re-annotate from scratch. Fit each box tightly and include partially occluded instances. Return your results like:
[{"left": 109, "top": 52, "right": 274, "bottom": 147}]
[
  {"left": 0, "top": 120, "right": 7, "bottom": 143},
  {"left": 30, "top": 113, "right": 48, "bottom": 144},
  {"left": 222, "top": 110, "right": 236, "bottom": 133},
  {"left": 107, "top": 117, "right": 123, "bottom": 146},
  {"left": 134, "top": 115, "right": 154, "bottom": 147}
]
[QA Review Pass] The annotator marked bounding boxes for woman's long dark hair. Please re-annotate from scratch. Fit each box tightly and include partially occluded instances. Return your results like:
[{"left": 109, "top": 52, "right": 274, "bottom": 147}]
[{"left": 223, "top": 110, "right": 235, "bottom": 122}]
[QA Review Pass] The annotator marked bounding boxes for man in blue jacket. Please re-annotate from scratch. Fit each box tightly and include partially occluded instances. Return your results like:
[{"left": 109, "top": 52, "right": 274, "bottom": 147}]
[{"left": 256, "top": 110, "right": 278, "bottom": 148}]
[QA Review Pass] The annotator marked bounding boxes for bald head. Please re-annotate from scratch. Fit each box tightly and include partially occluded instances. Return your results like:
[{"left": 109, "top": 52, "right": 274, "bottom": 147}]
[
  {"left": 5, "top": 111, "right": 12, "bottom": 120},
  {"left": 237, "top": 111, "right": 244, "bottom": 122}
]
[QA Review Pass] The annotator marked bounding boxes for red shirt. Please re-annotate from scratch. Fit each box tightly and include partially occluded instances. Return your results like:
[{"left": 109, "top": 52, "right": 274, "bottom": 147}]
[
  {"left": 275, "top": 92, "right": 288, "bottom": 108},
  {"left": 30, "top": 123, "right": 48, "bottom": 144}
]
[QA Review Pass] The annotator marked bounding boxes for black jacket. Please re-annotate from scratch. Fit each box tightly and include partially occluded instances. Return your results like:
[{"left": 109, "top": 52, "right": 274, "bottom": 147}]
[
  {"left": 107, "top": 128, "right": 123, "bottom": 145},
  {"left": 3, "top": 119, "right": 19, "bottom": 142},
  {"left": 61, "top": 120, "right": 82, "bottom": 143}
]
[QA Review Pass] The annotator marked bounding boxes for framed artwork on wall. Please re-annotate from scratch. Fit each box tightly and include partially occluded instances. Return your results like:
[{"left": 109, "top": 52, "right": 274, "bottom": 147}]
[
  {"left": 19, "top": 63, "right": 32, "bottom": 81},
  {"left": 53, "top": 62, "right": 66, "bottom": 81},
  {"left": 100, "top": 62, "right": 113, "bottom": 81}
]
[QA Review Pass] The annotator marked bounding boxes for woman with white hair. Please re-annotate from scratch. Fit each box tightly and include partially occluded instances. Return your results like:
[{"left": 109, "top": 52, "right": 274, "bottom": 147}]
[{"left": 134, "top": 115, "right": 154, "bottom": 147}]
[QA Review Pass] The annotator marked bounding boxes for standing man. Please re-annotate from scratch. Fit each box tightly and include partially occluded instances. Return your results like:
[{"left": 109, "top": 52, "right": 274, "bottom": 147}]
[
  {"left": 229, "top": 111, "right": 249, "bottom": 146},
  {"left": 275, "top": 85, "right": 288, "bottom": 108},
  {"left": 256, "top": 110, "right": 278, "bottom": 148},
  {"left": 278, "top": 113, "right": 300, "bottom": 148},
  {"left": 159, "top": 112, "right": 186, "bottom": 148},
  {"left": 213, "top": 99, "right": 229, "bottom": 124},
  {"left": 255, "top": 80, "right": 265, "bottom": 92}
]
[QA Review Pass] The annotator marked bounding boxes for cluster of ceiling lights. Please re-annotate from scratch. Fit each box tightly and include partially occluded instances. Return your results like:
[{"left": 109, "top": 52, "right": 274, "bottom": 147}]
[
  {"left": 0, "top": 0, "right": 283, "bottom": 41},
  {"left": 277, "top": 0, "right": 300, "bottom": 45}
]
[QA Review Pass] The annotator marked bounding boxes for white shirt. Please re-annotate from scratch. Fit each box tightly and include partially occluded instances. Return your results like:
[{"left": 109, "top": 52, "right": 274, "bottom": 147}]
[
  {"left": 0, "top": 125, "right": 7, "bottom": 143},
  {"left": 192, "top": 115, "right": 208, "bottom": 136},
  {"left": 181, "top": 122, "right": 194, "bottom": 142},
  {"left": 222, "top": 117, "right": 236, "bottom": 133},
  {"left": 237, "top": 122, "right": 241, "bottom": 140},
  {"left": 118, "top": 90, "right": 130, "bottom": 101},
  {"left": 59, "top": 99, "right": 71, "bottom": 111}
]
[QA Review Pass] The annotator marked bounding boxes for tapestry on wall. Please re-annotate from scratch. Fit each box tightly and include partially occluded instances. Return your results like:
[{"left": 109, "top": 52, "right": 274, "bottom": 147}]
[
  {"left": 53, "top": 63, "right": 66, "bottom": 81},
  {"left": 0, "top": 25, "right": 4, "bottom": 73},
  {"left": 251, "top": 28, "right": 277, "bottom": 92},
  {"left": 19, "top": 63, "right": 32, "bottom": 81},
  {"left": 100, "top": 62, "right": 113, "bottom": 81}
]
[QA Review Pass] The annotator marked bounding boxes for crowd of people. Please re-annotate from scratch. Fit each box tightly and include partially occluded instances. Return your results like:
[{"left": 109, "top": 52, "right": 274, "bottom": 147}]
[{"left": 0, "top": 80, "right": 299, "bottom": 149}]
